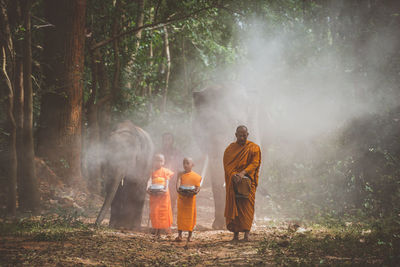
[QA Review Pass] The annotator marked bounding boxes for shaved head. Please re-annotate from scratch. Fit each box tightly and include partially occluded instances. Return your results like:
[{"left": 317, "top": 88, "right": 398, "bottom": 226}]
[
  {"left": 235, "top": 125, "right": 249, "bottom": 145},
  {"left": 153, "top": 153, "right": 165, "bottom": 169},
  {"left": 236, "top": 125, "right": 248, "bottom": 133},
  {"left": 154, "top": 153, "right": 165, "bottom": 161},
  {"left": 183, "top": 157, "right": 193, "bottom": 163},
  {"left": 183, "top": 157, "right": 194, "bottom": 172}
]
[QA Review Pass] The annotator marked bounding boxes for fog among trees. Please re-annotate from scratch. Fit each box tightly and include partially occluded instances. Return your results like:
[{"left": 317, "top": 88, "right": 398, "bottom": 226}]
[{"left": 1, "top": 0, "right": 399, "bottom": 265}]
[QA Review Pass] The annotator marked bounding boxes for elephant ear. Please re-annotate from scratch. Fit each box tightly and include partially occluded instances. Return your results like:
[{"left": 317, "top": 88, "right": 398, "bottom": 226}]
[
  {"left": 193, "top": 91, "right": 205, "bottom": 108},
  {"left": 133, "top": 125, "right": 154, "bottom": 178}
]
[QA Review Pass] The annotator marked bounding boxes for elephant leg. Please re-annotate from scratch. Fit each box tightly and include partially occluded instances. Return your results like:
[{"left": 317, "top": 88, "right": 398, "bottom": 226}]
[
  {"left": 95, "top": 171, "right": 124, "bottom": 226},
  {"left": 120, "top": 178, "right": 147, "bottom": 229},
  {"left": 169, "top": 174, "right": 178, "bottom": 217},
  {"left": 109, "top": 182, "right": 124, "bottom": 228},
  {"left": 209, "top": 161, "right": 226, "bottom": 229},
  {"left": 132, "top": 180, "right": 147, "bottom": 228}
]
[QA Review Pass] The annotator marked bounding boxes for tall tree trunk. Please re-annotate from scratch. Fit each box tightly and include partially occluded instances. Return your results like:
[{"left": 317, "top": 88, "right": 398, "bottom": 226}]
[
  {"left": 135, "top": 0, "right": 145, "bottom": 46},
  {"left": 85, "top": 46, "right": 101, "bottom": 194},
  {"left": 14, "top": 53, "right": 24, "bottom": 210},
  {"left": 111, "top": 0, "right": 122, "bottom": 104},
  {"left": 85, "top": 45, "right": 112, "bottom": 194},
  {"left": 95, "top": 0, "right": 121, "bottom": 147},
  {"left": 126, "top": 0, "right": 146, "bottom": 93},
  {"left": 148, "top": 39, "right": 153, "bottom": 97},
  {"left": 162, "top": 25, "right": 170, "bottom": 112},
  {"left": 136, "top": 0, "right": 146, "bottom": 96},
  {"left": 0, "top": 1, "right": 17, "bottom": 216},
  {"left": 18, "top": 0, "right": 40, "bottom": 212},
  {"left": 181, "top": 35, "right": 189, "bottom": 96},
  {"left": 146, "top": 5, "right": 158, "bottom": 98},
  {"left": 11, "top": 2, "right": 25, "bottom": 206},
  {"left": 2, "top": 46, "right": 17, "bottom": 216},
  {"left": 37, "top": 0, "right": 86, "bottom": 187}
]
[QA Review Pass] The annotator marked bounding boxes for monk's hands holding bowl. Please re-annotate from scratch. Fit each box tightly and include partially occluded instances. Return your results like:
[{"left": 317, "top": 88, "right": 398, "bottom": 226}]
[
  {"left": 195, "top": 186, "right": 200, "bottom": 194},
  {"left": 233, "top": 174, "right": 241, "bottom": 183},
  {"left": 233, "top": 170, "right": 246, "bottom": 183}
]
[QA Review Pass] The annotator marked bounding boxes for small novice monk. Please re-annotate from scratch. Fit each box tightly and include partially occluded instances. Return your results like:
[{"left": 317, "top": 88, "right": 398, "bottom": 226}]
[
  {"left": 175, "top": 157, "right": 202, "bottom": 243},
  {"left": 148, "top": 154, "right": 174, "bottom": 238}
]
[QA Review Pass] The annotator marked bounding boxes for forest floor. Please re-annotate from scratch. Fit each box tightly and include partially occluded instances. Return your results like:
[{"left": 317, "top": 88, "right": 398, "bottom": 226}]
[
  {"left": 0, "top": 217, "right": 399, "bottom": 266},
  {"left": 0, "top": 182, "right": 399, "bottom": 266}
]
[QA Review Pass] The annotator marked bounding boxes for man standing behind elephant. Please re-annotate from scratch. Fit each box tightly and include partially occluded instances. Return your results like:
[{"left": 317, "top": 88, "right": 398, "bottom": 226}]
[
  {"left": 160, "top": 132, "right": 183, "bottom": 216},
  {"left": 223, "top": 125, "right": 261, "bottom": 241}
]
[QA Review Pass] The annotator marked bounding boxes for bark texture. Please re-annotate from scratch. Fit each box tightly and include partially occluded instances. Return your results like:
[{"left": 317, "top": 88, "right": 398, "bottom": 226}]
[
  {"left": 0, "top": 0, "right": 17, "bottom": 216},
  {"left": 19, "top": 0, "right": 40, "bottom": 212},
  {"left": 37, "top": 0, "right": 86, "bottom": 186}
]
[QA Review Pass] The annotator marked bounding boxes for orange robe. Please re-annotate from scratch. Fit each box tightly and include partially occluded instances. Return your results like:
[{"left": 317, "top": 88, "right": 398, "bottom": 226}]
[
  {"left": 177, "top": 171, "right": 202, "bottom": 231},
  {"left": 223, "top": 140, "right": 261, "bottom": 232},
  {"left": 149, "top": 167, "right": 174, "bottom": 229},
  {"left": 160, "top": 147, "right": 183, "bottom": 214}
]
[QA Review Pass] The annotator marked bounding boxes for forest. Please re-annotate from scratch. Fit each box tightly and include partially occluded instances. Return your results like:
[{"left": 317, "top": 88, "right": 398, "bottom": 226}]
[{"left": 1, "top": 0, "right": 400, "bottom": 266}]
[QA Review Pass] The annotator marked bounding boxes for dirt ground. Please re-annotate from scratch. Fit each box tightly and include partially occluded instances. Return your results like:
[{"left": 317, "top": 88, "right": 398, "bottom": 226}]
[
  {"left": 1, "top": 227, "right": 271, "bottom": 266},
  {"left": 1, "top": 186, "right": 398, "bottom": 266},
  {"left": 2, "top": 221, "right": 397, "bottom": 266},
  {"left": 0, "top": 185, "right": 270, "bottom": 266}
]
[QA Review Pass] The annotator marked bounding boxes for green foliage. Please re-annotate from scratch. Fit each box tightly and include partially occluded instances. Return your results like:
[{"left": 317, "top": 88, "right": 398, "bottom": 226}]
[{"left": 261, "top": 107, "right": 400, "bottom": 221}]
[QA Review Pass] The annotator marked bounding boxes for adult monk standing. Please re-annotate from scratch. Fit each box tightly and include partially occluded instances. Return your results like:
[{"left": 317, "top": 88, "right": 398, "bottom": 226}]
[{"left": 223, "top": 125, "right": 261, "bottom": 241}]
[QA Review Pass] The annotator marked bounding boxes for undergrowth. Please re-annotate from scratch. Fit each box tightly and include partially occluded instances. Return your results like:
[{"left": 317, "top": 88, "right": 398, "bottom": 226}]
[
  {"left": 0, "top": 211, "right": 100, "bottom": 242},
  {"left": 257, "top": 218, "right": 400, "bottom": 266}
]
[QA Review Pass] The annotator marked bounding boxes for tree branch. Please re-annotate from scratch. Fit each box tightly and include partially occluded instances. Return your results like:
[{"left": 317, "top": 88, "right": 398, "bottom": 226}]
[{"left": 90, "top": 5, "right": 217, "bottom": 51}]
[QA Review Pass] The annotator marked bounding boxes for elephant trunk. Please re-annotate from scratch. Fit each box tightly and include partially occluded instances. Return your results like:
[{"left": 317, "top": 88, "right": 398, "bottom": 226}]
[
  {"left": 208, "top": 154, "right": 225, "bottom": 229},
  {"left": 95, "top": 171, "right": 124, "bottom": 226}
]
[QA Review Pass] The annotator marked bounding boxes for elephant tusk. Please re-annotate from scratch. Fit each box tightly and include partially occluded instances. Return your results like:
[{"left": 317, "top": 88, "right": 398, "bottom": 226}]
[{"left": 200, "top": 155, "right": 209, "bottom": 187}]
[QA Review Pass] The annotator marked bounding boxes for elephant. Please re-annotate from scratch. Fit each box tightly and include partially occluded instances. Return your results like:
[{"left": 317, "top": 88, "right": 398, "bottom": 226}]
[
  {"left": 95, "top": 120, "right": 154, "bottom": 229},
  {"left": 192, "top": 83, "right": 255, "bottom": 229}
]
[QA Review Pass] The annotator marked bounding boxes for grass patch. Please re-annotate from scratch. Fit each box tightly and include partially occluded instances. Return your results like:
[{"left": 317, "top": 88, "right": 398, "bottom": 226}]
[
  {"left": 257, "top": 219, "right": 400, "bottom": 265},
  {"left": 0, "top": 213, "right": 96, "bottom": 242}
]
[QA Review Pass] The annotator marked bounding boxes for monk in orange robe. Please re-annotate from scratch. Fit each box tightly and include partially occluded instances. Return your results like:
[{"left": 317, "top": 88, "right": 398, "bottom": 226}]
[
  {"left": 223, "top": 125, "right": 261, "bottom": 241},
  {"left": 175, "top": 158, "right": 201, "bottom": 242},
  {"left": 148, "top": 154, "right": 174, "bottom": 238},
  {"left": 160, "top": 132, "right": 183, "bottom": 217}
]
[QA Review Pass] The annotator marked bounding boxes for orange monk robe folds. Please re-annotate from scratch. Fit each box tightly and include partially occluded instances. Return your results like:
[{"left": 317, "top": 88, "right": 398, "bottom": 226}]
[
  {"left": 223, "top": 140, "right": 261, "bottom": 232},
  {"left": 150, "top": 167, "right": 174, "bottom": 229},
  {"left": 177, "top": 171, "right": 202, "bottom": 231}
]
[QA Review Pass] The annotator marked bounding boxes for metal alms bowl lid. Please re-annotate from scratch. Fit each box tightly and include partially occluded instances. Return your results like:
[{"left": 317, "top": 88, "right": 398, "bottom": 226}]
[
  {"left": 149, "top": 184, "right": 165, "bottom": 190},
  {"left": 179, "top": 185, "right": 196, "bottom": 190}
]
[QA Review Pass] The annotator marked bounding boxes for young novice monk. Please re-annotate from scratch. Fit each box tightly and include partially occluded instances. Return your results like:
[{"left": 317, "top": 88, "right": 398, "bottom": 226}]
[
  {"left": 148, "top": 154, "right": 174, "bottom": 238},
  {"left": 175, "top": 157, "right": 202, "bottom": 242}
]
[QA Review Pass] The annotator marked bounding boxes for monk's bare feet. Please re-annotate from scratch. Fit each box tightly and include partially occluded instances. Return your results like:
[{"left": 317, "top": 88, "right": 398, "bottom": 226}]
[
  {"left": 174, "top": 236, "right": 182, "bottom": 242},
  {"left": 242, "top": 231, "right": 250, "bottom": 242},
  {"left": 187, "top": 231, "right": 192, "bottom": 242},
  {"left": 231, "top": 232, "right": 239, "bottom": 242}
]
